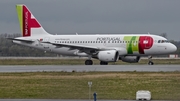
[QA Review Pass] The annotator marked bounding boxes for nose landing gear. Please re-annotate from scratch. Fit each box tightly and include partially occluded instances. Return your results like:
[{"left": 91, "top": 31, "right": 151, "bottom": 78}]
[{"left": 148, "top": 56, "right": 154, "bottom": 65}]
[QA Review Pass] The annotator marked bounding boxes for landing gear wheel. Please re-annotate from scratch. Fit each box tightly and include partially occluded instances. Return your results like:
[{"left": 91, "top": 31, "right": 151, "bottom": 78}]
[
  {"left": 85, "top": 60, "right": 93, "bottom": 65},
  {"left": 100, "top": 61, "right": 108, "bottom": 65},
  {"left": 148, "top": 61, "right": 154, "bottom": 65},
  {"left": 148, "top": 56, "right": 154, "bottom": 65}
]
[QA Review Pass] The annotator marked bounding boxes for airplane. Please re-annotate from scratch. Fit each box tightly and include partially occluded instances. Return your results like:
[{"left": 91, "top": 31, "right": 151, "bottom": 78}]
[{"left": 10, "top": 4, "right": 177, "bottom": 65}]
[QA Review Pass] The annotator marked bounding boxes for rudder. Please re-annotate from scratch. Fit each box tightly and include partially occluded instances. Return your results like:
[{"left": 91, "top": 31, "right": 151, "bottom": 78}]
[{"left": 16, "top": 4, "right": 49, "bottom": 37}]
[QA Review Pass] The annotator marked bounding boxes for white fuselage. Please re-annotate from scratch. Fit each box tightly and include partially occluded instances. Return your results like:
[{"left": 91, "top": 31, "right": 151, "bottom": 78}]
[{"left": 13, "top": 34, "right": 177, "bottom": 57}]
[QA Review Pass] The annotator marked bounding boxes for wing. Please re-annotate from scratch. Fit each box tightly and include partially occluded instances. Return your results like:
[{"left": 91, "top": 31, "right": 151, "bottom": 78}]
[
  {"left": 43, "top": 42, "right": 108, "bottom": 53},
  {"left": 45, "top": 42, "right": 127, "bottom": 56}
]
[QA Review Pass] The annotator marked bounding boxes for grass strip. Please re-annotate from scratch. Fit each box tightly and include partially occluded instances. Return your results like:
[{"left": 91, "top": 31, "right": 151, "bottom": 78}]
[{"left": 0, "top": 72, "right": 179, "bottom": 100}]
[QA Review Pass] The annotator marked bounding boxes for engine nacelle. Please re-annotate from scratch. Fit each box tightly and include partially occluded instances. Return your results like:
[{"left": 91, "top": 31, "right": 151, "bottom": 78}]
[
  {"left": 97, "top": 50, "right": 119, "bottom": 62},
  {"left": 120, "top": 56, "right": 140, "bottom": 63}
]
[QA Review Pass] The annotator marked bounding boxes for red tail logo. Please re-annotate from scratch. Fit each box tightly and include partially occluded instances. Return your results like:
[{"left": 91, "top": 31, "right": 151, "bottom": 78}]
[{"left": 23, "top": 5, "right": 41, "bottom": 37}]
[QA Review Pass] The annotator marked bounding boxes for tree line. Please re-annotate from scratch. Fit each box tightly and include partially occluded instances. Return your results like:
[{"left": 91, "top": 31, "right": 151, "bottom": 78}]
[
  {"left": 0, "top": 33, "right": 179, "bottom": 57},
  {"left": 0, "top": 33, "right": 56, "bottom": 57}
]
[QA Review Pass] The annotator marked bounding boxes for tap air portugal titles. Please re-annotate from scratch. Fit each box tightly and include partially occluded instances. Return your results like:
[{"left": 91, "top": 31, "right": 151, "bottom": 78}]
[{"left": 11, "top": 4, "right": 177, "bottom": 65}]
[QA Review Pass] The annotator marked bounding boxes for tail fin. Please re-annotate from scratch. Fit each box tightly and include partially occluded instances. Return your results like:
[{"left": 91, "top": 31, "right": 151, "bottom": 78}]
[{"left": 16, "top": 4, "right": 49, "bottom": 37}]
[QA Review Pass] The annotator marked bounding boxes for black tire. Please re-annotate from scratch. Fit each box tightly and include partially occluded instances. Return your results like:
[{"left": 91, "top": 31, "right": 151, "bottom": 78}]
[
  {"left": 148, "top": 61, "right": 154, "bottom": 65},
  {"left": 100, "top": 61, "right": 108, "bottom": 65},
  {"left": 85, "top": 60, "right": 93, "bottom": 65}
]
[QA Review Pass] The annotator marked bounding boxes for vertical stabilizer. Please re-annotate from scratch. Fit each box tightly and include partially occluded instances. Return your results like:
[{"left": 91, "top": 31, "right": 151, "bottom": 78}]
[{"left": 16, "top": 4, "right": 50, "bottom": 37}]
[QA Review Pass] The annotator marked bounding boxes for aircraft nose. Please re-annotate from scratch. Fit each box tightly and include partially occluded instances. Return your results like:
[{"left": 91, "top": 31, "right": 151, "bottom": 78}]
[{"left": 170, "top": 44, "right": 177, "bottom": 52}]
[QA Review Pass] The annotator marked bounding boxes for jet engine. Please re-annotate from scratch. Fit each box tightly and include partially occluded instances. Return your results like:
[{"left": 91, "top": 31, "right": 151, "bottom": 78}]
[
  {"left": 120, "top": 56, "right": 140, "bottom": 63},
  {"left": 97, "top": 50, "right": 119, "bottom": 62}
]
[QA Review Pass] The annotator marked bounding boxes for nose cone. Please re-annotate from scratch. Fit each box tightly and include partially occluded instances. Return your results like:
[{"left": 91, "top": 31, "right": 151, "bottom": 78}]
[{"left": 170, "top": 44, "right": 177, "bottom": 53}]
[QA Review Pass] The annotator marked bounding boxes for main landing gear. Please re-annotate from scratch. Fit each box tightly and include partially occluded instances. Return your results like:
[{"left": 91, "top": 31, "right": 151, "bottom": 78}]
[
  {"left": 100, "top": 61, "right": 108, "bottom": 65},
  {"left": 85, "top": 60, "right": 93, "bottom": 65},
  {"left": 84, "top": 60, "right": 108, "bottom": 65},
  {"left": 148, "top": 56, "right": 154, "bottom": 65}
]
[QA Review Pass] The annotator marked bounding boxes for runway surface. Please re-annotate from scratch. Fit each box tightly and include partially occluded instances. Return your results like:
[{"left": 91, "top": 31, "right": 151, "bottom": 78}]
[{"left": 0, "top": 65, "right": 179, "bottom": 72}]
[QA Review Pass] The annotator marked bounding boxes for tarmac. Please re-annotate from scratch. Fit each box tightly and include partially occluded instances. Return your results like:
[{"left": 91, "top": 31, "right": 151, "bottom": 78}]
[{"left": 0, "top": 65, "right": 179, "bottom": 72}]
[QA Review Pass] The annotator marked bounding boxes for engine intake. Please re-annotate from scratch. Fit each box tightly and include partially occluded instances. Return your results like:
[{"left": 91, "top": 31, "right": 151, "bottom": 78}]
[{"left": 97, "top": 50, "right": 119, "bottom": 62}]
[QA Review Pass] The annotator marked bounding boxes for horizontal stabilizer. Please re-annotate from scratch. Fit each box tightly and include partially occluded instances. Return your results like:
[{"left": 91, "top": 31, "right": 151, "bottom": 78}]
[{"left": 7, "top": 38, "right": 34, "bottom": 43}]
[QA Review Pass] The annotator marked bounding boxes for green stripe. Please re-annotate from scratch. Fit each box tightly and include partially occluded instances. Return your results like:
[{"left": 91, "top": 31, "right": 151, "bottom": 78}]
[
  {"left": 128, "top": 36, "right": 136, "bottom": 54},
  {"left": 124, "top": 36, "right": 133, "bottom": 54},
  {"left": 131, "top": 36, "right": 138, "bottom": 51},
  {"left": 16, "top": 5, "right": 23, "bottom": 34},
  {"left": 123, "top": 36, "right": 139, "bottom": 54}
]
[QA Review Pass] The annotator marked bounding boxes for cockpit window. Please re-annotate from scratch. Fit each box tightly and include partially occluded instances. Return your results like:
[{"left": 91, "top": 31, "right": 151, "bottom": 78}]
[{"left": 158, "top": 40, "right": 169, "bottom": 43}]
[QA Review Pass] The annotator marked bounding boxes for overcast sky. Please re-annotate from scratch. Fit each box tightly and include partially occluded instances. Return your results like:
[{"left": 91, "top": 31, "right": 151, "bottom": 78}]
[{"left": 0, "top": 0, "right": 180, "bottom": 40}]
